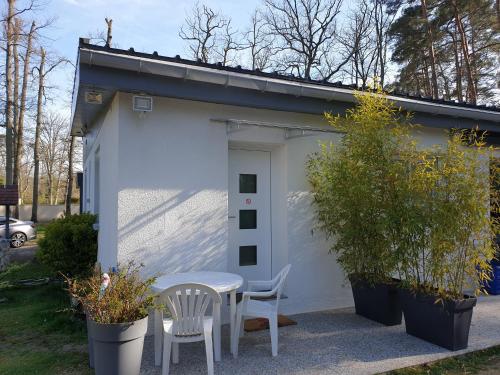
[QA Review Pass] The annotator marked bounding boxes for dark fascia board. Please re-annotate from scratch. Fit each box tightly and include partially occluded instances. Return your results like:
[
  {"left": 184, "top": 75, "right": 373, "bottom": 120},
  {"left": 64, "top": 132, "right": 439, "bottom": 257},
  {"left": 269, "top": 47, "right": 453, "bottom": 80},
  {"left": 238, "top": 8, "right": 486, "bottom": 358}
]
[
  {"left": 76, "top": 40, "right": 500, "bottom": 114},
  {"left": 71, "top": 44, "right": 500, "bottom": 134}
]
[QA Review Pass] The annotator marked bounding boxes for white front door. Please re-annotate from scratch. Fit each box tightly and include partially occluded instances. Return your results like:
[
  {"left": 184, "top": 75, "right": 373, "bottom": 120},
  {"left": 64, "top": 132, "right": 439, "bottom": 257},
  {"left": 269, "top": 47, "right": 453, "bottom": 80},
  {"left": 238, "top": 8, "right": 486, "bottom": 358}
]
[{"left": 228, "top": 149, "right": 272, "bottom": 284}]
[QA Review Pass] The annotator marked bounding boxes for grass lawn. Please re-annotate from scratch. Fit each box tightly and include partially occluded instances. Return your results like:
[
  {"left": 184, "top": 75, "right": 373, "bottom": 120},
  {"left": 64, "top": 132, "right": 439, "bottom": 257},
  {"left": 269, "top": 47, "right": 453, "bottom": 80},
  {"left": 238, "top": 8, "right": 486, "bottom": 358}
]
[
  {"left": 383, "top": 345, "right": 500, "bottom": 375},
  {"left": 0, "top": 261, "right": 91, "bottom": 375},
  {"left": 35, "top": 223, "right": 47, "bottom": 241}
]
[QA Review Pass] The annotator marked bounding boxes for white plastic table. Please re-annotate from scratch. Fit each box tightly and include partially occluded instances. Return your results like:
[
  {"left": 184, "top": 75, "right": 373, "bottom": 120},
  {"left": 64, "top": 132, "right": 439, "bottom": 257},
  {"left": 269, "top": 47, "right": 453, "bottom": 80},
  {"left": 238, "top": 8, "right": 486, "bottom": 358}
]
[{"left": 151, "top": 271, "right": 243, "bottom": 365}]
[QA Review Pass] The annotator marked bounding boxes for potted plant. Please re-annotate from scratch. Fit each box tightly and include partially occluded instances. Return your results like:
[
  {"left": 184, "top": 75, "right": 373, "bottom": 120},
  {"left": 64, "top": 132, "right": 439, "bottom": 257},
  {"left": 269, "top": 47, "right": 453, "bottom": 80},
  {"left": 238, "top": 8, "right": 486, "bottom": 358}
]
[
  {"left": 306, "top": 90, "right": 414, "bottom": 326},
  {"left": 398, "top": 131, "right": 498, "bottom": 351},
  {"left": 67, "top": 262, "right": 156, "bottom": 375}
]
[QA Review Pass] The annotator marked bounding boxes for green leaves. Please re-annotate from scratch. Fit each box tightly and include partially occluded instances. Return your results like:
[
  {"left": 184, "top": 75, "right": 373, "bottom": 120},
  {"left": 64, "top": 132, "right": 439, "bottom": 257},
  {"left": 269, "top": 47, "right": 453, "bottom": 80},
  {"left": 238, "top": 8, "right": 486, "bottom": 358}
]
[
  {"left": 36, "top": 213, "right": 98, "bottom": 279},
  {"left": 66, "top": 262, "right": 157, "bottom": 324},
  {"left": 307, "top": 90, "right": 410, "bottom": 285},
  {"left": 307, "top": 90, "right": 497, "bottom": 298}
]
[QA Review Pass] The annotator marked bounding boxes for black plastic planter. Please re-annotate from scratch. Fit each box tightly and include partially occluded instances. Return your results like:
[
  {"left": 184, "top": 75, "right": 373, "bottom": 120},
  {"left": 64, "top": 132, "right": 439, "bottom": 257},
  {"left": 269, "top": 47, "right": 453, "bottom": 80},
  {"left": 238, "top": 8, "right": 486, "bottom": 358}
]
[
  {"left": 350, "top": 277, "right": 402, "bottom": 326},
  {"left": 400, "top": 290, "right": 476, "bottom": 351}
]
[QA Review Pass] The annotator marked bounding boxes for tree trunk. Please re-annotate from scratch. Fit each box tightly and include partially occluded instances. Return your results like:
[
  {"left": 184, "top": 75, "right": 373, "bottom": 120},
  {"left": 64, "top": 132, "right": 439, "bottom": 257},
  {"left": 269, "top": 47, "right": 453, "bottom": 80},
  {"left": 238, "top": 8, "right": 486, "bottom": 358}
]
[
  {"left": 420, "top": 0, "right": 439, "bottom": 99},
  {"left": 422, "top": 58, "right": 432, "bottom": 96},
  {"left": 453, "top": 2, "right": 477, "bottom": 104},
  {"left": 15, "top": 21, "right": 35, "bottom": 204},
  {"left": 47, "top": 172, "right": 53, "bottom": 205},
  {"left": 65, "top": 136, "right": 75, "bottom": 216},
  {"left": 105, "top": 18, "right": 113, "bottom": 47},
  {"left": 5, "top": 0, "right": 15, "bottom": 186},
  {"left": 374, "top": 0, "right": 386, "bottom": 87},
  {"left": 12, "top": 19, "right": 20, "bottom": 156},
  {"left": 32, "top": 48, "right": 46, "bottom": 223},
  {"left": 12, "top": 18, "right": 21, "bottom": 218},
  {"left": 451, "top": 25, "right": 463, "bottom": 102},
  {"left": 496, "top": 0, "right": 499, "bottom": 28},
  {"left": 469, "top": 17, "right": 479, "bottom": 102}
]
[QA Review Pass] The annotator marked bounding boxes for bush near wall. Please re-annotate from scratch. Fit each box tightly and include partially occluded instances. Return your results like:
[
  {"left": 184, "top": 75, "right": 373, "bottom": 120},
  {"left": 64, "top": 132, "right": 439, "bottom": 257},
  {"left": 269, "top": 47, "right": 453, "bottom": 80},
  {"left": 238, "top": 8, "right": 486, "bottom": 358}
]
[
  {"left": 37, "top": 213, "right": 98, "bottom": 278},
  {"left": 307, "top": 89, "right": 498, "bottom": 300}
]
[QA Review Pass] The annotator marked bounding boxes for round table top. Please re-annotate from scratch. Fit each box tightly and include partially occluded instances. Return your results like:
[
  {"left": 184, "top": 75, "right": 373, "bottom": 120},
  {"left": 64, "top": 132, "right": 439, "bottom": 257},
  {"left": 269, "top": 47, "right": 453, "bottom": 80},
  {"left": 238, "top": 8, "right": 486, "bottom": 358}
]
[{"left": 151, "top": 271, "right": 243, "bottom": 294}]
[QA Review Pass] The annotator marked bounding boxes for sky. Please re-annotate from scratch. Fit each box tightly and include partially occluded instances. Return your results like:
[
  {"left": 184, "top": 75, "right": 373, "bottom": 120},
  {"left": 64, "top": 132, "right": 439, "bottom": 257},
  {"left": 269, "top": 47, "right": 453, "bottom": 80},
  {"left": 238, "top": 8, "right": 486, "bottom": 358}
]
[{"left": 26, "top": 0, "right": 264, "bottom": 116}]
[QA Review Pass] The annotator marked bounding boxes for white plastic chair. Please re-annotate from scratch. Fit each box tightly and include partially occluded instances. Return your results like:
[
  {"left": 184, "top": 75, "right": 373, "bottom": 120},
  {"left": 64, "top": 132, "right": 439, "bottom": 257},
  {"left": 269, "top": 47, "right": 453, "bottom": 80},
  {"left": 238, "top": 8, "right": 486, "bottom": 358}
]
[
  {"left": 233, "top": 264, "right": 291, "bottom": 357},
  {"left": 158, "top": 283, "right": 222, "bottom": 375}
]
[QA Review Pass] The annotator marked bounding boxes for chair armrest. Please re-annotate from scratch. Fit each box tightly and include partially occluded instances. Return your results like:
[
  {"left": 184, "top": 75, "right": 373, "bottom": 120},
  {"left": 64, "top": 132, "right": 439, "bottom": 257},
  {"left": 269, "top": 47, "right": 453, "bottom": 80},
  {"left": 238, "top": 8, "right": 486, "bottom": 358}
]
[
  {"left": 242, "top": 290, "right": 275, "bottom": 302},
  {"left": 247, "top": 280, "right": 273, "bottom": 292}
]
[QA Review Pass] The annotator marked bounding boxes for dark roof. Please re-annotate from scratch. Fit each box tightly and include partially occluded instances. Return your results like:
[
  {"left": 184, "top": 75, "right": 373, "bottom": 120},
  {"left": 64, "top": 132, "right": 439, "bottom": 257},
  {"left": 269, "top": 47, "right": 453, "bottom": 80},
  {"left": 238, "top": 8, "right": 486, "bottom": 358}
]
[{"left": 79, "top": 38, "right": 500, "bottom": 114}]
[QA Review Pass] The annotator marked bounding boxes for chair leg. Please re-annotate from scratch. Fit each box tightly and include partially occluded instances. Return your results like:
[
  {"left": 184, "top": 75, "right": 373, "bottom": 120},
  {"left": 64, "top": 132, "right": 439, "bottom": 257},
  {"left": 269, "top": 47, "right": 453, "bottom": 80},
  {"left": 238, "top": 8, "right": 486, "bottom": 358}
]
[
  {"left": 239, "top": 315, "right": 245, "bottom": 338},
  {"left": 154, "top": 309, "right": 163, "bottom": 367},
  {"left": 213, "top": 302, "right": 221, "bottom": 362},
  {"left": 161, "top": 334, "right": 173, "bottom": 375},
  {"left": 233, "top": 311, "right": 243, "bottom": 358},
  {"left": 269, "top": 315, "right": 278, "bottom": 357},
  {"left": 172, "top": 342, "right": 179, "bottom": 364},
  {"left": 204, "top": 331, "right": 214, "bottom": 375}
]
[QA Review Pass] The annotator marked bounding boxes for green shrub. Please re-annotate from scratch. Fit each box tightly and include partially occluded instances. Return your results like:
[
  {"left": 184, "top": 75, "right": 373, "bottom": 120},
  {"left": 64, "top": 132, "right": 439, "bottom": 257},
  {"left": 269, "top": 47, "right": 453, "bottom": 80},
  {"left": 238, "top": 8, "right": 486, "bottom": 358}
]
[
  {"left": 307, "top": 89, "right": 414, "bottom": 285},
  {"left": 37, "top": 213, "right": 98, "bottom": 278},
  {"left": 307, "top": 89, "right": 497, "bottom": 299},
  {"left": 66, "top": 262, "right": 157, "bottom": 324},
  {"left": 398, "top": 131, "right": 498, "bottom": 299}
]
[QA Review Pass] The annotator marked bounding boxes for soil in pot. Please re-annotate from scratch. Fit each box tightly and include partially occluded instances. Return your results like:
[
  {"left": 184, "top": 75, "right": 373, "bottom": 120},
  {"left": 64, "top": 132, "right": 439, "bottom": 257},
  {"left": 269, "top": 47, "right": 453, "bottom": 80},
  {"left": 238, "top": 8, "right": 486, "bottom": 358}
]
[
  {"left": 400, "top": 289, "right": 476, "bottom": 351},
  {"left": 350, "top": 276, "right": 402, "bottom": 326},
  {"left": 87, "top": 316, "right": 148, "bottom": 375}
]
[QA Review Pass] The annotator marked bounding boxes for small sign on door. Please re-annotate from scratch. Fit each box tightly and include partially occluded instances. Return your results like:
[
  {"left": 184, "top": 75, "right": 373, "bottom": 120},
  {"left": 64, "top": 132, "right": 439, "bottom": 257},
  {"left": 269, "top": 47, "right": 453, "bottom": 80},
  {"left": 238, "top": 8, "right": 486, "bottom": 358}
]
[{"left": 245, "top": 198, "right": 252, "bottom": 205}]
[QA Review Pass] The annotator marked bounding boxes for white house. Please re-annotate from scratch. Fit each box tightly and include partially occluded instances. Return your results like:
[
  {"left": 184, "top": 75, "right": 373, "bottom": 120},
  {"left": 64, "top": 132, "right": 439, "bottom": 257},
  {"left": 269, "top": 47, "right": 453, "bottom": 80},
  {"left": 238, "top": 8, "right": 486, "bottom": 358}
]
[{"left": 71, "top": 39, "right": 500, "bottom": 315}]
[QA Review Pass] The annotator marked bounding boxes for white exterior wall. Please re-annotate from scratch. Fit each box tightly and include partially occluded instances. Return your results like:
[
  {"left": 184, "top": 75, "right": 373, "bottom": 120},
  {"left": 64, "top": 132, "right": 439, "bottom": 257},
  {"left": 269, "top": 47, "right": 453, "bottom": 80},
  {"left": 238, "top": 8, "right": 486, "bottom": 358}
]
[
  {"left": 115, "top": 93, "right": 229, "bottom": 277},
  {"left": 84, "top": 92, "right": 450, "bottom": 315},
  {"left": 82, "top": 94, "right": 120, "bottom": 271}
]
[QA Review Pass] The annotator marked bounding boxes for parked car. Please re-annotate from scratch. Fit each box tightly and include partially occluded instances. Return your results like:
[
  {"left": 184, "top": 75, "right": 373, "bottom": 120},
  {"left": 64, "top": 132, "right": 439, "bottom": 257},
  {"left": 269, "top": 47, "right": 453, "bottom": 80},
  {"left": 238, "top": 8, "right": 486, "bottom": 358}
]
[{"left": 0, "top": 217, "right": 37, "bottom": 248}]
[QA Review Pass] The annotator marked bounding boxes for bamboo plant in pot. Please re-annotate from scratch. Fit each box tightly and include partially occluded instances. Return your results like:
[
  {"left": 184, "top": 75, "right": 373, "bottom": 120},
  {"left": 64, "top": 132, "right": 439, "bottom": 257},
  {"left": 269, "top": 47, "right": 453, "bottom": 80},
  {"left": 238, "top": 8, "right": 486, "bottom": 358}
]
[
  {"left": 306, "top": 90, "right": 414, "bottom": 326},
  {"left": 397, "top": 131, "right": 498, "bottom": 351},
  {"left": 67, "top": 262, "right": 157, "bottom": 375}
]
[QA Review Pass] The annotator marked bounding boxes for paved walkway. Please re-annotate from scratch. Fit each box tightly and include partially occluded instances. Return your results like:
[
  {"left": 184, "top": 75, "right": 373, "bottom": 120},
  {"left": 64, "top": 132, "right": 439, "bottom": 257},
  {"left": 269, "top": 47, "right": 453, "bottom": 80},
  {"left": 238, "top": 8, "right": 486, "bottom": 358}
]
[
  {"left": 7, "top": 242, "right": 37, "bottom": 263},
  {"left": 140, "top": 295, "right": 500, "bottom": 375}
]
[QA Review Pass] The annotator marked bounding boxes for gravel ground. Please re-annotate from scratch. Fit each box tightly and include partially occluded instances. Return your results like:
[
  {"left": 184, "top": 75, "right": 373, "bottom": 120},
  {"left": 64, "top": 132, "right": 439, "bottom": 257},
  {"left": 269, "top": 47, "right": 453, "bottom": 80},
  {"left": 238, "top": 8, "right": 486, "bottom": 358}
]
[{"left": 140, "top": 295, "right": 500, "bottom": 375}]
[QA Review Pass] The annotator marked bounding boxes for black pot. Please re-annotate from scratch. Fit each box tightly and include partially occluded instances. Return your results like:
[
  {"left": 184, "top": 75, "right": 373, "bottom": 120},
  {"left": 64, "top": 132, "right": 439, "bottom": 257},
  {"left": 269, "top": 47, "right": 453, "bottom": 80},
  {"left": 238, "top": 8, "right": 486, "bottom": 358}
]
[
  {"left": 400, "top": 289, "right": 476, "bottom": 351},
  {"left": 350, "top": 277, "right": 402, "bottom": 326}
]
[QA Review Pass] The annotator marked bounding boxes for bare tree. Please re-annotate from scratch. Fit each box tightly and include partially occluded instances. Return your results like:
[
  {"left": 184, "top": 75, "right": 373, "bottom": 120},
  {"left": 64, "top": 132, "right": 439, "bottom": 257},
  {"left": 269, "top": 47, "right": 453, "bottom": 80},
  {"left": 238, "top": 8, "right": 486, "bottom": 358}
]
[
  {"left": 31, "top": 46, "right": 45, "bottom": 222},
  {"left": 338, "top": 0, "right": 396, "bottom": 88},
  {"left": 86, "top": 18, "right": 114, "bottom": 47},
  {"left": 216, "top": 20, "right": 245, "bottom": 66},
  {"left": 39, "top": 112, "right": 67, "bottom": 205},
  {"left": 5, "top": 0, "right": 15, "bottom": 186},
  {"left": 31, "top": 49, "right": 67, "bottom": 222},
  {"left": 372, "top": 0, "right": 396, "bottom": 87},
  {"left": 263, "top": 0, "right": 345, "bottom": 79},
  {"left": 14, "top": 20, "right": 35, "bottom": 208},
  {"left": 3, "top": 0, "right": 37, "bottom": 188},
  {"left": 179, "top": 2, "right": 229, "bottom": 63},
  {"left": 105, "top": 17, "right": 112, "bottom": 47},
  {"left": 244, "top": 10, "right": 274, "bottom": 70},
  {"left": 339, "top": 0, "right": 377, "bottom": 88}
]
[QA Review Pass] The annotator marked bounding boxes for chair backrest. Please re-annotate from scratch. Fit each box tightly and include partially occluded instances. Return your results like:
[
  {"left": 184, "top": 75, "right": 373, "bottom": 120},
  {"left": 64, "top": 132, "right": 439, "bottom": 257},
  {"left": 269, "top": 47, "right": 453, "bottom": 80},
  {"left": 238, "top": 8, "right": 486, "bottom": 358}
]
[
  {"left": 158, "top": 283, "right": 221, "bottom": 336},
  {"left": 271, "top": 264, "right": 291, "bottom": 310}
]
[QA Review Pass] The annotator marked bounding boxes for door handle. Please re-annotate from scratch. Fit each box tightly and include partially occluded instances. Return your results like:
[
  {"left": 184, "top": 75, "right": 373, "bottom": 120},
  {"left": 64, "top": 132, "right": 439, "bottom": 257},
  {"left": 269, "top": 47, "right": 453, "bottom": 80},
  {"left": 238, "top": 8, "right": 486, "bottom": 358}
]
[{"left": 228, "top": 215, "right": 236, "bottom": 219}]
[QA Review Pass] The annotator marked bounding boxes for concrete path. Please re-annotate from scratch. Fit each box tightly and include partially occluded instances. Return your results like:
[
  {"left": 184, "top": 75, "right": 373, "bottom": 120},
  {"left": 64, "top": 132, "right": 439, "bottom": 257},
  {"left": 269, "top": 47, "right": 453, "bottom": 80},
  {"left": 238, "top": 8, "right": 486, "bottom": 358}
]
[
  {"left": 140, "top": 295, "right": 500, "bottom": 375},
  {"left": 7, "top": 242, "right": 37, "bottom": 263}
]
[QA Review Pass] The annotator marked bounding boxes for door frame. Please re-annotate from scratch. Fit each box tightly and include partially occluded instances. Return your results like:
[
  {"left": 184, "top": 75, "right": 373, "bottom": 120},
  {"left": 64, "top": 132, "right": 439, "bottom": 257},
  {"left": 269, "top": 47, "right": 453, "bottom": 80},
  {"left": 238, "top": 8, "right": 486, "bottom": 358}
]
[{"left": 228, "top": 141, "right": 288, "bottom": 280}]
